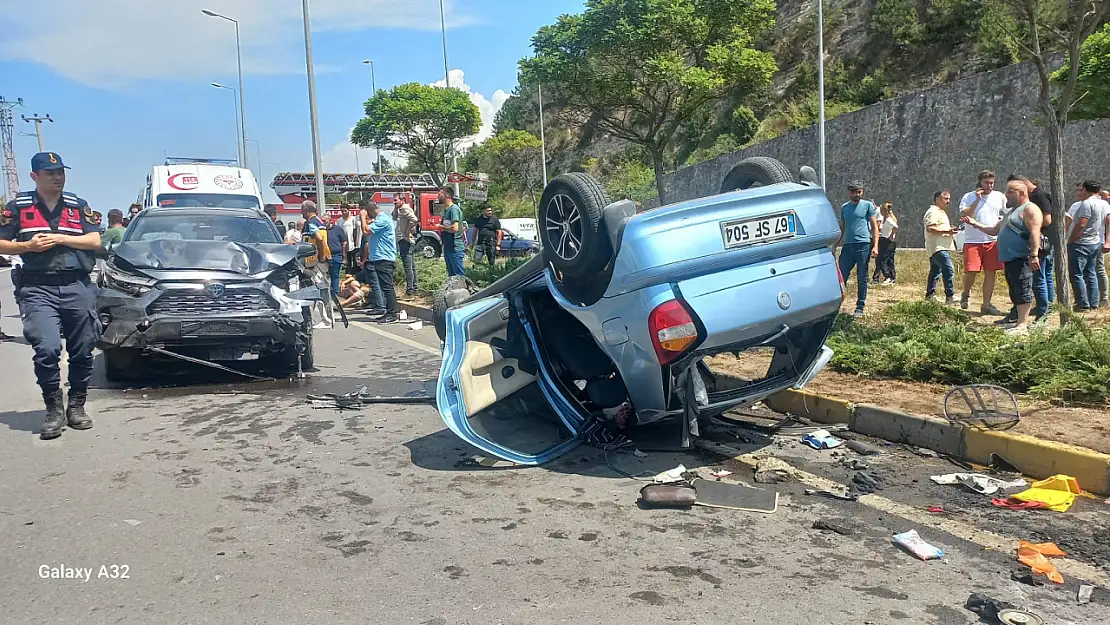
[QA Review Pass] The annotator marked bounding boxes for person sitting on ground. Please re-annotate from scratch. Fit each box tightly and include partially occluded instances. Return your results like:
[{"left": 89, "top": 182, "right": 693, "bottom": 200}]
[
  {"left": 338, "top": 274, "right": 372, "bottom": 308},
  {"left": 962, "top": 180, "right": 1044, "bottom": 334}
]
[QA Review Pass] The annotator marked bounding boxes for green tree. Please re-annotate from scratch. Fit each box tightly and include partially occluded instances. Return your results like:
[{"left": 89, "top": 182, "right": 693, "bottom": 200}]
[
  {"left": 1053, "top": 22, "right": 1110, "bottom": 121},
  {"left": 992, "top": 0, "right": 1110, "bottom": 318},
  {"left": 521, "top": 0, "right": 777, "bottom": 205},
  {"left": 471, "top": 130, "right": 545, "bottom": 206},
  {"left": 351, "top": 83, "right": 481, "bottom": 187}
]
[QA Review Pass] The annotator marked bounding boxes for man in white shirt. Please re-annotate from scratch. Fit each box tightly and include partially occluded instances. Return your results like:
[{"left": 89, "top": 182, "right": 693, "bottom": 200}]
[
  {"left": 285, "top": 220, "right": 304, "bottom": 245},
  {"left": 958, "top": 170, "right": 1007, "bottom": 315},
  {"left": 923, "top": 191, "right": 959, "bottom": 304},
  {"left": 337, "top": 206, "right": 362, "bottom": 269},
  {"left": 1095, "top": 190, "right": 1110, "bottom": 308}
]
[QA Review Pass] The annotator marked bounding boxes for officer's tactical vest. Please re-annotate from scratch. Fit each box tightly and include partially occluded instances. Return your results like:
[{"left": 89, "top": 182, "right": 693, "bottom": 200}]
[{"left": 12, "top": 191, "right": 95, "bottom": 274}]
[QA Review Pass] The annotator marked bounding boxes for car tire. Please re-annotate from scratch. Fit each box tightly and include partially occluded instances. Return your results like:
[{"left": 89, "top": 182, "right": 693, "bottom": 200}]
[
  {"left": 433, "top": 275, "right": 479, "bottom": 342},
  {"left": 103, "top": 348, "right": 140, "bottom": 382},
  {"left": 414, "top": 237, "right": 441, "bottom": 259},
  {"left": 538, "top": 173, "right": 613, "bottom": 278},
  {"left": 720, "top": 157, "right": 794, "bottom": 194},
  {"left": 299, "top": 328, "right": 315, "bottom": 370}
]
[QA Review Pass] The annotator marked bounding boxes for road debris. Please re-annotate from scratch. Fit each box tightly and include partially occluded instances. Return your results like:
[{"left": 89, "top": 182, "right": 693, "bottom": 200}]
[
  {"left": 845, "top": 440, "right": 883, "bottom": 456},
  {"left": 965, "top": 593, "right": 1017, "bottom": 623},
  {"left": 754, "top": 457, "right": 798, "bottom": 484},
  {"left": 905, "top": 445, "right": 939, "bottom": 458},
  {"left": 1016, "top": 541, "right": 1067, "bottom": 584},
  {"left": 851, "top": 471, "right": 886, "bottom": 494},
  {"left": 812, "top": 519, "right": 853, "bottom": 536},
  {"left": 845, "top": 459, "right": 869, "bottom": 470},
  {"left": 1010, "top": 570, "right": 1046, "bottom": 586},
  {"left": 892, "top": 530, "right": 944, "bottom": 560},
  {"left": 710, "top": 470, "right": 732, "bottom": 479},
  {"left": 305, "top": 386, "right": 436, "bottom": 410},
  {"left": 805, "top": 488, "right": 859, "bottom": 502},
  {"left": 1010, "top": 475, "right": 1082, "bottom": 512},
  {"left": 691, "top": 479, "right": 778, "bottom": 513},
  {"left": 991, "top": 497, "right": 1048, "bottom": 510},
  {"left": 638, "top": 484, "right": 696, "bottom": 509},
  {"left": 652, "top": 465, "right": 688, "bottom": 484},
  {"left": 1078, "top": 584, "right": 1094, "bottom": 604},
  {"left": 123, "top": 519, "right": 142, "bottom": 526},
  {"left": 997, "top": 609, "right": 1046, "bottom": 625},
  {"left": 802, "top": 429, "right": 844, "bottom": 450},
  {"left": 930, "top": 473, "right": 1028, "bottom": 496},
  {"left": 927, "top": 506, "right": 948, "bottom": 514}
]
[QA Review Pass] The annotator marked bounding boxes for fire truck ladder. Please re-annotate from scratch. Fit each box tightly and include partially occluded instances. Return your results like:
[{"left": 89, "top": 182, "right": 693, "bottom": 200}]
[
  {"left": 0, "top": 96, "right": 22, "bottom": 199},
  {"left": 270, "top": 172, "right": 439, "bottom": 194}
]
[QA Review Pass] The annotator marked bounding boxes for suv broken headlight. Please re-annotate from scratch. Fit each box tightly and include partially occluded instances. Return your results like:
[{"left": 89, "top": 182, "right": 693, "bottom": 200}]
[{"left": 102, "top": 262, "right": 156, "bottom": 296}]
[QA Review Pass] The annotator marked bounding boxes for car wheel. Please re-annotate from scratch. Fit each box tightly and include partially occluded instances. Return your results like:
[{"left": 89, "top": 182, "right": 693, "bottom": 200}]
[
  {"left": 538, "top": 173, "right": 613, "bottom": 278},
  {"left": 103, "top": 348, "right": 140, "bottom": 382},
  {"left": 433, "top": 275, "right": 479, "bottom": 342},
  {"left": 720, "top": 157, "right": 794, "bottom": 194},
  {"left": 299, "top": 328, "right": 315, "bottom": 370},
  {"left": 415, "top": 237, "right": 441, "bottom": 259}
]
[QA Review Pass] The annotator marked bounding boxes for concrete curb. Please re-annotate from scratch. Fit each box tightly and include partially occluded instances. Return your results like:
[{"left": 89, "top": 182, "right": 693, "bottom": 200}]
[
  {"left": 398, "top": 301, "right": 434, "bottom": 323},
  {"left": 765, "top": 388, "right": 1110, "bottom": 496}
]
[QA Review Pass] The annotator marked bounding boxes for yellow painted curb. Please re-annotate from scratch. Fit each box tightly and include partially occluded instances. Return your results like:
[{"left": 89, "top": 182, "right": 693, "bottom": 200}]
[
  {"left": 764, "top": 388, "right": 853, "bottom": 425},
  {"left": 964, "top": 427, "right": 1110, "bottom": 496}
]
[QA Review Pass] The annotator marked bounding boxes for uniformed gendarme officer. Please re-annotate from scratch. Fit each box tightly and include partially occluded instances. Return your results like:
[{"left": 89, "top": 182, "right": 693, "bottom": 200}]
[{"left": 0, "top": 152, "right": 102, "bottom": 440}]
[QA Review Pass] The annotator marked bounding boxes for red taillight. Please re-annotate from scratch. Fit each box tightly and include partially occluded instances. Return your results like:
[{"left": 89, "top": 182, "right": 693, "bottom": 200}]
[{"left": 649, "top": 300, "right": 699, "bottom": 365}]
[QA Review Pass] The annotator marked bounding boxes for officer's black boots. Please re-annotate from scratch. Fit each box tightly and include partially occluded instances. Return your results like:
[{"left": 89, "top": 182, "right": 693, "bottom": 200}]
[
  {"left": 66, "top": 391, "right": 93, "bottom": 431},
  {"left": 41, "top": 390, "right": 65, "bottom": 440}
]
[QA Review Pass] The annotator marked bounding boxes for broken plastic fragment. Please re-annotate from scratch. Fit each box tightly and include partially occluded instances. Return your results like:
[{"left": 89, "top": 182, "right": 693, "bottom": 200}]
[
  {"left": 710, "top": 470, "right": 732, "bottom": 479},
  {"left": 801, "top": 429, "right": 843, "bottom": 450},
  {"left": 652, "top": 465, "right": 687, "bottom": 484},
  {"left": 930, "top": 473, "right": 1028, "bottom": 496},
  {"left": 892, "top": 530, "right": 944, "bottom": 560}
]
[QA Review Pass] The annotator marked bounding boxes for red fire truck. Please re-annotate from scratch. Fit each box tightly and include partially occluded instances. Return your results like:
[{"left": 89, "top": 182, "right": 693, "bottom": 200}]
[{"left": 270, "top": 172, "right": 457, "bottom": 258}]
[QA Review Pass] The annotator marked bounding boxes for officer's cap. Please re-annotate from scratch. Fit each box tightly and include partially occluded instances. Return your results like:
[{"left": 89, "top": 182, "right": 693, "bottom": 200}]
[{"left": 31, "top": 152, "right": 70, "bottom": 172}]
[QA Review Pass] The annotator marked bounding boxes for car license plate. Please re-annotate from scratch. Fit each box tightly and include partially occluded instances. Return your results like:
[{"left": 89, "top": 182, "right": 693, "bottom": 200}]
[
  {"left": 210, "top": 348, "right": 259, "bottom": 361},
  {"left": 721, "top": 213, "right": 797, "bottom": 249},
  {"left": 182, "top": 321, "right": 249, "bottom": 336}
]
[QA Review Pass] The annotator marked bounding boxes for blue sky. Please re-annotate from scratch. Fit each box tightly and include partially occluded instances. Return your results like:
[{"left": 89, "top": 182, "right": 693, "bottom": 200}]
[{"left": 0, "top": 0, "right": 585, "bottom": 208}]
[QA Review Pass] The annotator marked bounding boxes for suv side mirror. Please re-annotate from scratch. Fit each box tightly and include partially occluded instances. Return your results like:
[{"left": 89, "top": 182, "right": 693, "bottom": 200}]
[{"left": 296, "top": 243, "right": 316, "bottom": 259}]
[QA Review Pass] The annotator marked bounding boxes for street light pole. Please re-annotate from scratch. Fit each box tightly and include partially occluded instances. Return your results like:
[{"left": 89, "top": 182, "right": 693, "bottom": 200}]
[
  {"left": 817, "top": 0, "right": 827, "bottom": 191},
  {"left": 538, "top": 84, "right": 548, "bottom": 187},
  {"left": 362, "top": 60, "right": 384, "bottom": 174},
  {"left": 439, "top": 0, "right": 459, "bottom": 195},
  {"left": 301, "top": 0, "right": 326, "bottom": 211},
  {"left": 211, "top": 83, "right": 242, "bottom": 166},
  {"left": 246, "top": 138, "right": 262, "bottom": 181},
  {"left": 203, "top": 10, "right": 248, "bottom": 169}
]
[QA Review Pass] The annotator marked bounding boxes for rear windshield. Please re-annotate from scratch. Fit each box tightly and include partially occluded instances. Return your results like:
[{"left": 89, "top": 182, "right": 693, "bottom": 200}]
[
  {"left": 126, "top": 214, "right": 280, "bottom": 244},
  {"left": 156, "top": 193, "right": 260, "bottom": 209}
]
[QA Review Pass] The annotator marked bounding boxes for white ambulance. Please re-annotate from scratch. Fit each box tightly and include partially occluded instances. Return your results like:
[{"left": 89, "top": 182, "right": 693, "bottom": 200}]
[{"left": 139, "top": 158, "right": 266, "bottom": 212}]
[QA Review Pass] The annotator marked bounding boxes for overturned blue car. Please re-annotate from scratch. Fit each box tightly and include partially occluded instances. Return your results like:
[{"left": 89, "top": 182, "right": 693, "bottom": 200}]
[{"left": 433, "top": 157, "right": 844, "bottom": 465}]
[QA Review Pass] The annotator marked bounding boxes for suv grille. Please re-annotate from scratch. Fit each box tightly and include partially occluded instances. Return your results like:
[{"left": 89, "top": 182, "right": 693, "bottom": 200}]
[{"left": 147, "top": 289, "right": 275, "bottom": 317}]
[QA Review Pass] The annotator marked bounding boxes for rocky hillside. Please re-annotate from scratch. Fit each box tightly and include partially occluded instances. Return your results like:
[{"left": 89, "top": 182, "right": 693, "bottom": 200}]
[{"left": 491, "top": 0, "right": 1033, "bottom": 202}]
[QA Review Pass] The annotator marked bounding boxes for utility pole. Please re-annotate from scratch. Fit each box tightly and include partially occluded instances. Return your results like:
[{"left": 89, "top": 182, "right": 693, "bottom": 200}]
[
  {"left": 301, "top": 0, "right": 326, "bottom": 212},
  {"left": 817, "top": 0, "right": 827, "bottom": 191},
  {"left": 21, "top": 113, "right": 52, "bottom": 152},
  {"left": 0, "top": 96, "right": 22, "bottom": 199},
  {"left": 203, "top": 10, "right": 249, "bottom": 169},
  {"left": 439, "top": 0, "right": 459, "bottom": 196}
]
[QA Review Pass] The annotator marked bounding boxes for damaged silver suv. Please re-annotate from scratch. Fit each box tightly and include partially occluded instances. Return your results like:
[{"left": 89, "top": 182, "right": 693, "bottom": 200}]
[{"left": 96, "top": 207, "right": 320, "bottom": 381}]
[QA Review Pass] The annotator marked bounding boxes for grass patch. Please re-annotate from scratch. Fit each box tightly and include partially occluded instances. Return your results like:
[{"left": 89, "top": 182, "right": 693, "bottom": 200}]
[
  {"left": 828, "top": 301, "right": 1110, "bottom": 404},
  {"left": 399, "top": 254, "right": 531, "bottom": 301}
]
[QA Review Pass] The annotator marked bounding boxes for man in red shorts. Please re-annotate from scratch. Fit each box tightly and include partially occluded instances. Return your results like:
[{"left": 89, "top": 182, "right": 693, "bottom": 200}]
[{"left": 958, "top": 170, "right": 1007, "bottom": 315}]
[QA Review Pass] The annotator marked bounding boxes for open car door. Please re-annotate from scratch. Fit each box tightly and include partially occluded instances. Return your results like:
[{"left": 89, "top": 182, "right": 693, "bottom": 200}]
[{"left": 436, "top": 294, "right": 583, "bottom": 465}]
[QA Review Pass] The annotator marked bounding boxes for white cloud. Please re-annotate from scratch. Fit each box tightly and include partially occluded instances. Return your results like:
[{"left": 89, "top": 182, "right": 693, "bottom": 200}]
[
  {"left": 0, "top": 0, "right": 475, "bottom": 88},
  {"left": 318, "top": 69, "right": 508, "bottom": 174},
  {"left": 430, "top": 69, "right": 511, "bottom": 150}
]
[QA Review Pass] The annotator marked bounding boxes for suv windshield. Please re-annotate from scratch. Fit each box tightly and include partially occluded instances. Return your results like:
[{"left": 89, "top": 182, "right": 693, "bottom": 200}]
[
  {"left": 126, "top": 213, "right": 281, "bottom": 244},
  {"left": 156, "top": 193, "right": 260, "bottom": 209}
]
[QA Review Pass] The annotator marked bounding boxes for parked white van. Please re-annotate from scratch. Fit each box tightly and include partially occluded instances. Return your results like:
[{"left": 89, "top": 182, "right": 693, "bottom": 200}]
[{"left": 139, "top": 158, "right": 265, "bottom": 211}]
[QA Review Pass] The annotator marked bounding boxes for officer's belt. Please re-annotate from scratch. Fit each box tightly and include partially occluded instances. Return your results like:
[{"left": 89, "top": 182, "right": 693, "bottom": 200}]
[{"left": 19, "top": 272, "right": 86, "bottom": 287}]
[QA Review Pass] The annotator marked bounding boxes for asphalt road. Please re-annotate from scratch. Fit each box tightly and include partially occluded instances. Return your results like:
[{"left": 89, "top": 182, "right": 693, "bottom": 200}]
[{"left": 0, "top": 268, "right": 1107, "bottom": 625}]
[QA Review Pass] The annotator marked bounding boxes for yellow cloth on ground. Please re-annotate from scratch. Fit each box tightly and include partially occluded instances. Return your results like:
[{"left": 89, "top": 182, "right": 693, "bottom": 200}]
[{"left": 1011, "top": 474, "right": 1081, "bottom": 512}]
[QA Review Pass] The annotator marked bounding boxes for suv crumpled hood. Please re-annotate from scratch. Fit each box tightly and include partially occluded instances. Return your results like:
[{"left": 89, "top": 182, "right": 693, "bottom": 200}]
[{"left": 111, "top": 240, "right": 296, "bottom": 274}]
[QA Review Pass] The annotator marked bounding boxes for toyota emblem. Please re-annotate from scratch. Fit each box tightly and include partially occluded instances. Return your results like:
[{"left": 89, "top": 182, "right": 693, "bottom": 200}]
[
  {"left": 777, "top": 292, "right": 792, "bottom": 310},
  {"left": 204, "top": 283, "right": 226, "bottom": 300}
]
